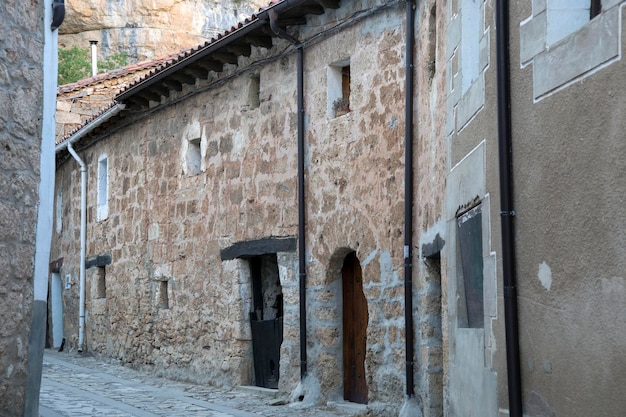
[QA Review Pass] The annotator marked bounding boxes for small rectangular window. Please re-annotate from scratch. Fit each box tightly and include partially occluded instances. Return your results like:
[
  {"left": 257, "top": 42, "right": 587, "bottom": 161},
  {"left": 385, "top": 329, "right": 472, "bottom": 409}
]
[
  {"left": 328, "top": 60, "right": 351, "bottom": 118},
  {"left": 457, "top": 204, "right": 484, "bottom": 329},
  {"left": 55, "top": 186, "right": 62, "bottom": 233},
  {"left": 185, "top": 138, "right": 202, "bottom": 176},
  {"left": 158, "top": 280, "right": 169, "bottom": 309},
  {"left": 97, "top": 155, "right": 108, "bottom": 221}
]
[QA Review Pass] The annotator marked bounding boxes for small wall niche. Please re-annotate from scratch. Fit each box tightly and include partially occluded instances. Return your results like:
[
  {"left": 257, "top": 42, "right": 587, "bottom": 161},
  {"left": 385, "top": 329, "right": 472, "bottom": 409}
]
[
  {"left": 247, "top": 73, "right": 261, "bottom": 109},
  {"left": 185, "top": 137, "right": 202, "bottom": 176},
  {"left": 95, "top": 266, "right": 106, "bottom": 299},
  {"left": 158, "top": 280, "right": 169, "bottom": 309}
]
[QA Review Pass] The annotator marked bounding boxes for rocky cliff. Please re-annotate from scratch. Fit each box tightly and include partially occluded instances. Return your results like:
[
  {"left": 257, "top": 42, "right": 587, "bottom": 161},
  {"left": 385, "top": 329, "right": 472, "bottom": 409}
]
[{"left": 59, "top": 0, "right": 266, "bottom": 62}]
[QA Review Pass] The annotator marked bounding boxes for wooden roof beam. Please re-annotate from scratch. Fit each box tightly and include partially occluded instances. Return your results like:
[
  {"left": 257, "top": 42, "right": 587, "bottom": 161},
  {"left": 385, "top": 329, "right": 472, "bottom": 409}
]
[
  {"left": 212, "top": 51, "right": 239, "bottom": 65},
  {"left": 170, "top": 72, "right": 196, "bottom": 85},
  {"left": 315, "top": 0, "right": 340, "bottom": 9},
  {"left": 299, "top": 4, "right": 325, "bottom": 14},
  {"left": 138, "top": 90, "right": 162, "bottom": 103},
  {"left": 162, "top": 79, "right": 183, "bottom": 92},
  {"left": 194, "top": 60, "right": 224, "bottom": 73},
  {"left": 275, "top": 17, "right": 307, "bottom": 26},
  {"left": 225, "top": 43, "right": 252, "bottom": 57},
  {"left": 185, "top": 65, "right": 209, "bottom": 80},
  {"left": 127, "top": 95, "right": 149, "bottom": 108},
  {"left": 150, "top": 84, "right": 170, "bottom": 98},
  {"left": 243, "top": 35, "right": 273, "bottom": 48}
]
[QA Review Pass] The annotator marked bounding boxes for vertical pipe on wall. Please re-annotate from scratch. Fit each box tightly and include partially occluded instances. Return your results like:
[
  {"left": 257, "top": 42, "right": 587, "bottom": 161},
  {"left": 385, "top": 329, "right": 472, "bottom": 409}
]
[
  {"left": 404, "top": 0, "right": 416, "bottom": 398},
  {"left": 495, "top": 1, "right": 523, "bottom": 416},
  {"left": 67, "top": 143, "right": 87, "bottom": 353},
  {"left": 90, "top": 40, "right": 98, "bottom": 77},
  {"left": 296, "top": 46, "right": 307, "bottom": 380},
  {"left": 268, "top": 10, "right": 307, "bottom": 380}
]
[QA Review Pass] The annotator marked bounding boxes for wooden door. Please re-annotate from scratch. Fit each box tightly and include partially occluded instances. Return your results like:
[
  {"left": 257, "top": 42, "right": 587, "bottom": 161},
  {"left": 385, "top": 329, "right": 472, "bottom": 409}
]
[{"left": 342, "top": 252, "right": 368, "bottom": 404}]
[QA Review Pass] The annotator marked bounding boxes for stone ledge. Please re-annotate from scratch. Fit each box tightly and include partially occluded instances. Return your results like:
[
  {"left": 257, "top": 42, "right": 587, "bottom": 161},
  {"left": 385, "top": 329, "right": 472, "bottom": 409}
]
[{"left": 236, "top": 385, "right": 280, "bottom": 398}]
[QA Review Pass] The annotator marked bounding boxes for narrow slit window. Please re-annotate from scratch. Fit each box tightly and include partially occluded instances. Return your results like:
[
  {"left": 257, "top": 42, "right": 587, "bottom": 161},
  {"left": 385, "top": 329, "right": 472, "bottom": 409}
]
[
  {"left": 158, "top": 280, "right": 169, "bottom": 309},
  {"left": 247, "top": 73, "right": 261, "bottom": 109},
  {"left": 97, "top": 155, "right": 108, "bottom": 221},
  {"left": 55, "top": 186, "right": 62, "bottom": 233}
]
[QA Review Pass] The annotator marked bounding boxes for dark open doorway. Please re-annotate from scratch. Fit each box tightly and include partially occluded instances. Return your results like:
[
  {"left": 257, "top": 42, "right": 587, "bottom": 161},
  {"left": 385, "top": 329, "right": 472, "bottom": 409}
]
[
  {"left": 248, "top": 254, "right": 283, "bottom": 389},
  {"left": 342, "top": 252, "right": 368, "bottom": 404}
]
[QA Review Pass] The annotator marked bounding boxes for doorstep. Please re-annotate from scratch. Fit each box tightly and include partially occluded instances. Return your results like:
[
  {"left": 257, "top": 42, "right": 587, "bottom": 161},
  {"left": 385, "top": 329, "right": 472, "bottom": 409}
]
[{"left": 327, "top": 400, "right": 368, "bottom": 414}]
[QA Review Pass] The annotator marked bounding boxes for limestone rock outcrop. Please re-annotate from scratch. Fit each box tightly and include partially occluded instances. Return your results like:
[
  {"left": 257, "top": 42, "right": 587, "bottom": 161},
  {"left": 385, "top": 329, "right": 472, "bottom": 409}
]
[{"left": 59, "top": 0, "right": 266, "bottom": 62}]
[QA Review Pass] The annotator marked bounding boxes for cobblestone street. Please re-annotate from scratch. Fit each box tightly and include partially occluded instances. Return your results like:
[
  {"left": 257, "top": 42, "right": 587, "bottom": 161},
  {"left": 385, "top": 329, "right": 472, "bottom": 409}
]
[{"left": 39, "top": 350, "right": 360, "bottom": 417}]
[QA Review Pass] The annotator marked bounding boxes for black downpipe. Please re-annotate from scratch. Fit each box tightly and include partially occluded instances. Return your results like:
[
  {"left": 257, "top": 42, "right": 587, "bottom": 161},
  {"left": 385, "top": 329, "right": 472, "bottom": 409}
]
[
  {"left": 404, "top": 0, "right": 416, "bottom": 398},
  {"left": 495, "top": 1, "right": 523, "bottom": 416},
  {"left": 269, "top": 11, "right": 307, "bottom": 380}
]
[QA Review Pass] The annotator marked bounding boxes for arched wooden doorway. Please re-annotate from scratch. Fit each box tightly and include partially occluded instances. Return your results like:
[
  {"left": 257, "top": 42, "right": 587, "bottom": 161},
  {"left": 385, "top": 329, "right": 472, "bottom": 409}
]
[{"left": 342, "top": 252, "right": 368, "bottom": 404}]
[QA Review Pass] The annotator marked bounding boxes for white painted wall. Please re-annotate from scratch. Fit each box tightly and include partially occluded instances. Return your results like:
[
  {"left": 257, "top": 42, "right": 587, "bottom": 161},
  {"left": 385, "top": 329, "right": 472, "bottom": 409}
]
[
  {"left": 461, "top": 0, "right": 480, "bottom": 93},
  {"left": 546, "top": 0, "right": 590, "bottom": 45}
]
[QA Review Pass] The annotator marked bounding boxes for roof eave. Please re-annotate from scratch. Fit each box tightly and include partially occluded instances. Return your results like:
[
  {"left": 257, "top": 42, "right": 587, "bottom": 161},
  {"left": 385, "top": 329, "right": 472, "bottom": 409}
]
[
  {"left": 55, "top": 103, "right": 126, "bottom": 154},
  {"left": 115, "top": 0, "right": 315, "bottom": 102}
]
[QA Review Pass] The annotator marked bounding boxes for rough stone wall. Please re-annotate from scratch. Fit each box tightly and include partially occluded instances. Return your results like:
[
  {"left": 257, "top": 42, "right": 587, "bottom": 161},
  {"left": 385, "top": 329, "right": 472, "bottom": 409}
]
[
  {"left": 59, "top": 0, "right": 266, "bottom": 61},
  {"left": 52, "top": 38, "right": 300, "bottom": 389},
  {"left": 301, "top": 3, "right": 407, "bottom": 408},
  {"left": 0, "top": 0, "right": 44, "bottom": 415}
]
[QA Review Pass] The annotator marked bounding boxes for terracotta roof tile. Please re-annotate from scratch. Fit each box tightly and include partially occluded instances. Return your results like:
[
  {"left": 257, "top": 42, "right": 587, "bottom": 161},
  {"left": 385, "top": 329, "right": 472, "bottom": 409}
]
[
  {"left": 116, "top": 7, "right": 273, "bottom": 96},
  {"left": 56, "top": 101, "right": 121, "bottom": 146},
  {"left": 58, "top": 0, "right": 287, "bottom": 149},
  {"left": 57, "top": 47, "right": 203, "bottom": 94}
]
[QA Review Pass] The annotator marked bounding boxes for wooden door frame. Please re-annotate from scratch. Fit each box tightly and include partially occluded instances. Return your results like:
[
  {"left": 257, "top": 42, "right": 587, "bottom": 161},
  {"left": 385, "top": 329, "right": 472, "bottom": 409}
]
[{"left": 342, "top": 252, "right": 368, "bottom": 404}]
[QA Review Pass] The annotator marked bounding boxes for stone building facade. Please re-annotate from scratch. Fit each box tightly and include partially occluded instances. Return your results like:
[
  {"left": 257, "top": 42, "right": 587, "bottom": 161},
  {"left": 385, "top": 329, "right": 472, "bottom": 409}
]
[
  {"left": 51, "top": 0, "right": 626, "bottom": 416},
  {"left": 51, "top": 0, "right": 447, "bottom": 415},
  {"left": 1, "top": 0, "right": 57, "bottom": 416}
]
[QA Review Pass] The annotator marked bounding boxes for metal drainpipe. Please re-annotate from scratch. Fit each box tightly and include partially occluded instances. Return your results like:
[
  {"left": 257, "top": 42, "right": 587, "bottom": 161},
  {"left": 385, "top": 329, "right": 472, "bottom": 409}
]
[
  {"left": 67, "top": 143, "right": 87, "bottom": 353},
  {"left": 404, "top": 0, "right": 416, "bottom": 398},
  {"left": 495, "top": 1, "right": 523, "bottom": 416},
  {"left": 269, "top": 10, "right": 307, "bottom": 380}
]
